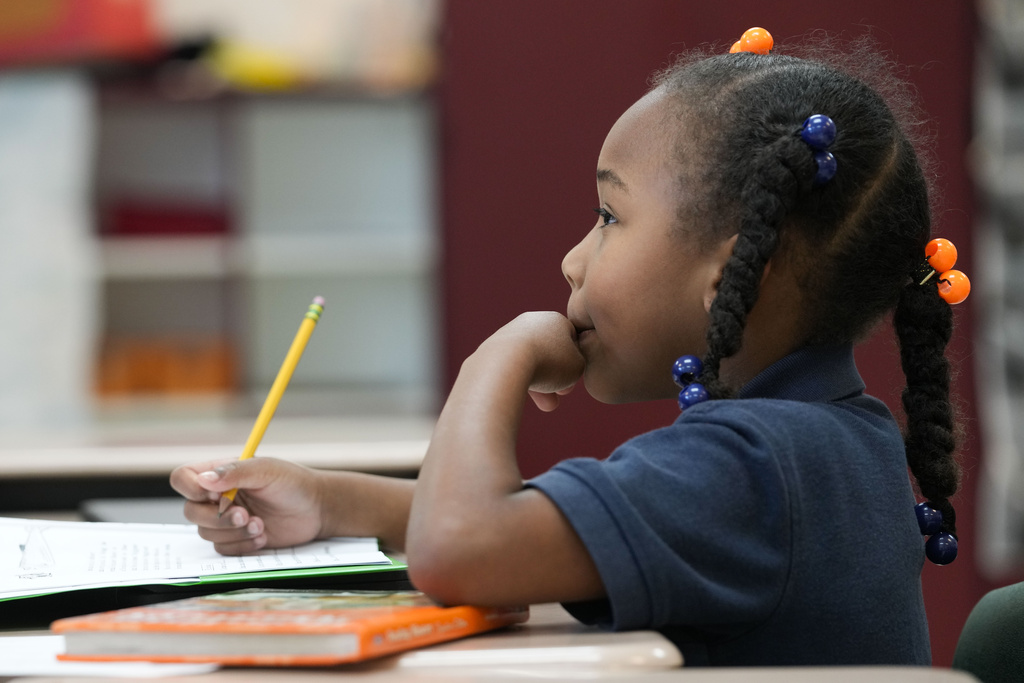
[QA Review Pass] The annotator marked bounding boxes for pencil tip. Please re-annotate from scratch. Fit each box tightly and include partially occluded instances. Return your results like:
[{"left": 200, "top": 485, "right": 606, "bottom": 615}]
[{"left": 217, "top": 496, "right": 231, "bottom": 518}]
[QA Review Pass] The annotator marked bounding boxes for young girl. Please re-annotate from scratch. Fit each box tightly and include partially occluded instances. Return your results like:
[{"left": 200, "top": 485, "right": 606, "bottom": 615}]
[{"left": 171, "top": 29, "right": 968, "bottom": 667}]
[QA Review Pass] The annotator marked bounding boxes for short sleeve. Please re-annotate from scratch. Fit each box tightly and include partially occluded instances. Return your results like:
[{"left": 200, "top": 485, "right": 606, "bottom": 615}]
[{"left": 527, "top": 403, "right": 792, "bottom": 634}]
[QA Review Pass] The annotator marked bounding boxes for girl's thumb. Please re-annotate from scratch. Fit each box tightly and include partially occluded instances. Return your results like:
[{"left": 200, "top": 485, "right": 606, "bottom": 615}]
[{"left": 197, "top": 463, "right": 246, "bottom": 491}]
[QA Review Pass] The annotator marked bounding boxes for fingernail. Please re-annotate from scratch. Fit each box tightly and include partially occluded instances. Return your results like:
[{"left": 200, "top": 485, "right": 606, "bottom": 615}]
[
  {"left": 247, "top": 521, "right": 260, "bottom": 535},
  {"left": 198, "top": 471, "right": 220, "bottom": 482},
  {"left": 231, "top": 510, "right": 245, "bottom": 527}
]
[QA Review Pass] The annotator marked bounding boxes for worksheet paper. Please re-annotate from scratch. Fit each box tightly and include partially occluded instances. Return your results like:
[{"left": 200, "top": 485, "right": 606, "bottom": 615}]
[{"left": 0, "top": 517, "right": 391, "bottom": 599}]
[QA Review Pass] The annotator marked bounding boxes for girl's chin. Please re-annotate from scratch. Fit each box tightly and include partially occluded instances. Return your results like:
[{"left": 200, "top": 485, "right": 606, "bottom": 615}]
[
  {"left": 580, "top": 373, "right": 617, "bottom": 405},
  {"left": 583, "top": 371, "right": 680, "bottom": 405},
  {"left": 581, "top": 373, "right": 641, "bottom": 405}
]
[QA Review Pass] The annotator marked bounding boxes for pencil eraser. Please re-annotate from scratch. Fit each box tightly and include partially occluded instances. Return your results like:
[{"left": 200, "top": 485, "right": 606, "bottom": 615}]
[{"left": 313, "top": 296, "right": 325, "bottom": 306}]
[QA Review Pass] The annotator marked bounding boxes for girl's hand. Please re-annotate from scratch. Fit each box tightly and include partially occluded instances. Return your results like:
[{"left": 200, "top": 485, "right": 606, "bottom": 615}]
[
  {"left": 170, "top": 457, "right": 326, "bottom": 555},
  {"left": 171, "top": 458, "right": 416, "bottom": 556},
  {"left": 479, "top": 311, "right": 586, "bottom": 412}
]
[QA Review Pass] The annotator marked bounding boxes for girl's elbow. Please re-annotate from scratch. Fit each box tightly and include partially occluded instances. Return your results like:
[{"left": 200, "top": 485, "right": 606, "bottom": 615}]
[
  {"left": 405, "top": 522, "right": 490, "bottom": 605},
  {"left": 407, "top": 561, "right": 473, "bottom": 606}
]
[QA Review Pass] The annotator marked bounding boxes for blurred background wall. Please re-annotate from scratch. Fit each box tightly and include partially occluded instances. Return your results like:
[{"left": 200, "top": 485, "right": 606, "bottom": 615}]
[{"left": 0, "top": 0, "right": 1006, "bottom": 667}]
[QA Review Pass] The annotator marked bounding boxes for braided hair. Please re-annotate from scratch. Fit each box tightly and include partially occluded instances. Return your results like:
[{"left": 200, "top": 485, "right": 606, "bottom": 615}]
[{"left": 652, "top": 42, "right": 961, "bottom": 539}]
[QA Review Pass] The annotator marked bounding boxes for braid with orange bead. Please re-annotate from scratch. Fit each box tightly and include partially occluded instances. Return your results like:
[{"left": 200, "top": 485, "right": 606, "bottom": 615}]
[{"left": 897, "top": 237, "right": 969, "bottom": 564}]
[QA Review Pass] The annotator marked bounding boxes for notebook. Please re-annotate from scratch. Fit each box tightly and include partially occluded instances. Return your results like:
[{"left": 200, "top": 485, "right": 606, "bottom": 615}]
[
  {"left": 1, "top": 517, "right": 409, "bottom": 628},
  {"left": 53, "top": 588, "right": 529, "bottom": 666}
]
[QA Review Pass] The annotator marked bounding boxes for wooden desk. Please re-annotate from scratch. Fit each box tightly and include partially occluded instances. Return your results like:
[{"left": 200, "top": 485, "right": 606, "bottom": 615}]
[
  {"left": 1, "top": 603, "right": 681, "bottom": 681},
  {"left": 2, "top": 604, "right": 979, "bottom": 681}
]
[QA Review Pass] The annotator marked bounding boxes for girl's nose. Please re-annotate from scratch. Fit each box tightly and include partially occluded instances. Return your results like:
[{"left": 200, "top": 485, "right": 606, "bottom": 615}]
[{"left": 562, "top": 232, "right": 590, "bottom": 290}]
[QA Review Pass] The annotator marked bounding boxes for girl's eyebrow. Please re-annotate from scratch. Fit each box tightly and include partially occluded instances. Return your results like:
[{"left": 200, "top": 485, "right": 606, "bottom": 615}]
[{"left": 597, "top": 168, "right": 629, "bottom": 194}]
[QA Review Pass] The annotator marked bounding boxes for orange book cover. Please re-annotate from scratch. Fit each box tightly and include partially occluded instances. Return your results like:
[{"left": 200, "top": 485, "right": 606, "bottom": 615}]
[{"left": 51, "top": 589, "right": 529, "bottom": 667}]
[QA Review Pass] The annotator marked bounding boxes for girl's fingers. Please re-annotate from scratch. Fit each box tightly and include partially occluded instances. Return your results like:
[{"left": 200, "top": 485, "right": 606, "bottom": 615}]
[
  {"left": 194, "top": 516, "right": 266, "bottom": 547},
  {"left": 211, "top": 534, "right": 268, "bottom": 556},
  {"left": 170, "top": 459, "right": 237, "bottom": 501},
  {"left": 183, "top": 499, "right": 256, "bottom": 530},
  {"left": 528, "top": 389, "right": 561, "bottom": 412},
  {"left": 191, "top": 458, "right": 288, "bottom": 494}
]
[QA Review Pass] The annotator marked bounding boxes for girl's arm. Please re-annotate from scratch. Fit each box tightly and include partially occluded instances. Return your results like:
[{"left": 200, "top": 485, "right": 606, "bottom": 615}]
[{"left": 406, "top": 312, "right": 606, "bottom": 606}]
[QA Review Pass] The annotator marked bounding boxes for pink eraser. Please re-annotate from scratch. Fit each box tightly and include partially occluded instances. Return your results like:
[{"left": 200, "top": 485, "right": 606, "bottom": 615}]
[{"left": 313, "top": 296, "right": 325, "bottom": 306}]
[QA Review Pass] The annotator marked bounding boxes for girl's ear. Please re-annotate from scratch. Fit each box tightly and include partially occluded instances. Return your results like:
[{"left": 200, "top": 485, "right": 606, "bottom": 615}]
[
  {"left": 703, "top": 234, "right": 774, "bottom": 313},
  {"left": 703, "top": 234, "right": 739, "bottom": 314}
]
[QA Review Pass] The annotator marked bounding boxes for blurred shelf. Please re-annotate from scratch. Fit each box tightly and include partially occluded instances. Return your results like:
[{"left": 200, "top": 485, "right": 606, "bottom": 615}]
[
  {"left": 240, "top": 232, "right": 437, "bottom": 277},
  {"left": 99, "top": 232, "right": 438, "bottom": 280},
  {"left": 0, "top": 414, "right": 433, "bottom": 478},
  {"left": 100, "top": 235, "right": 234, "bottom": 279},
  {"left": 0, "top": 439, "right": 426, "bottom": 478}
]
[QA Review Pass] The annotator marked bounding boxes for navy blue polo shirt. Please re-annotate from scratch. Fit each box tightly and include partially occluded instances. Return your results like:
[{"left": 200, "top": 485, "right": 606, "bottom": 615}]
[{"left": 528, "top": 345, "right": 930, "bottom": 666}]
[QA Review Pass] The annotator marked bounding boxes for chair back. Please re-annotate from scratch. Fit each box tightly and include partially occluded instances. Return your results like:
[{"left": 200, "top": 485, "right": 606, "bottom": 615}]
[{"left": 953, "top": 581, "right": 1024, "bottom": 682}]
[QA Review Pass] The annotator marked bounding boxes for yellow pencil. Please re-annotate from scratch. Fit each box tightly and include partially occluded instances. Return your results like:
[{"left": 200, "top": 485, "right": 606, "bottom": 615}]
[{"left": 218, "top": 296, "right": 325, "bottom": 517}]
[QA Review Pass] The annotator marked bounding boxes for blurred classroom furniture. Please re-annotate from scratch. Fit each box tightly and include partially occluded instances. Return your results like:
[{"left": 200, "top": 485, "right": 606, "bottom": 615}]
[
  {"left": 973, "top": 0, "right": 1024, "bottom": 582},
  {"left": 0, "top": 0, "right": 439, "bottom": 512},
  {"left": 0, "top": 414, "right": 430, "bottom": 512},
  {"left": 953, "top": 580, "right": 1024, "bottom": 683},
  {"left": 0, "top": 0, "right": 440, "bottom": 428}
]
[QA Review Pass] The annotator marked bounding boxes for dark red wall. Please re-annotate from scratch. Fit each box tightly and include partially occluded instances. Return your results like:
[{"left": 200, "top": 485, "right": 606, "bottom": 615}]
[{"left": 439, "top": 0, "right": 992, "bottom": 666}]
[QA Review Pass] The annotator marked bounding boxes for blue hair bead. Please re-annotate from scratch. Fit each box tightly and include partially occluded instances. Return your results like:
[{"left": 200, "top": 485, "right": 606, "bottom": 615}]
[
  {"left": 672, "top": 355, "right": 703, "bottom": 387},
  {"left": 800, "top": 114, "right": 837, "bottom": 186},
  {"left": 800, "top": 114, "right": 836, "bottom": 150},
  {"left": 677, "top": 383, "right": 709, "bottom": 411},
  {"left": 812, "top": 151, "right": 837, "bottom": 186},
  {"left": 915, "top": 502, "right": 943, "bottom": 536},
  {"left": 925, "top": 532, "right": 958, "bottom": 565}
]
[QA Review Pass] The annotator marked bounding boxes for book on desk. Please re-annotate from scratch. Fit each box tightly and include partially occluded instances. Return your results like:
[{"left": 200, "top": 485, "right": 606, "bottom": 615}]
[
  {"left": 52, "top": 588, "right": 529, "bottom": 666},
  {"left": 0, "top": 517, "right": 411, "bottom": 628}
]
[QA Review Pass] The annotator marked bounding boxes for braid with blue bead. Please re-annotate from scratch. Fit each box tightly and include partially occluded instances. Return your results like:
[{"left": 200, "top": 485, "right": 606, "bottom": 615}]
[{"left": 653, "top": 35, "right": 962, "bottom": 564}]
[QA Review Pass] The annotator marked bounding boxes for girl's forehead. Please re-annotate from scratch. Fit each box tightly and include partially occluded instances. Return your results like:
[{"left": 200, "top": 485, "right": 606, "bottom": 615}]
[
  {"left": 598, "top": 90, "right": 679, "bottom": 173},
  {"left": 597, "top": 90, "right": 683, "bottom": 211}
]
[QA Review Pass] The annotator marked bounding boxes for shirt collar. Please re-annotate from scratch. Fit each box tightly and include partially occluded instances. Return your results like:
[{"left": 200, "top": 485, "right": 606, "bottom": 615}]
[{"left": 737, "top": 344, "right": 866, "bottom": 403}]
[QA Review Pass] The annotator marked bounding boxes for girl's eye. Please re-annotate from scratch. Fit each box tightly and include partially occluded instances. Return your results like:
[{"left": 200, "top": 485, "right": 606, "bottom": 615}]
[{"left": 593, "top": 207, "right": 618, "bottom": 227}]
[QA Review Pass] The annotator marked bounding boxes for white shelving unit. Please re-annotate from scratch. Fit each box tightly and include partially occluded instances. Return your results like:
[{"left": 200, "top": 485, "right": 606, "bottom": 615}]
[{"left": 94, "top": 91, "right": 439, "bottom": 422}]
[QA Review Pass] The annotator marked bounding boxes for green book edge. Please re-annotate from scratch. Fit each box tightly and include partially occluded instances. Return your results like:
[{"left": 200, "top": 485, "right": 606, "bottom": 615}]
[
  {"left": 0, "top": 558, "right": 408, "bottom": 603},
  {"left": 183, "top": 559, "right": 408, "bottom": 586}
]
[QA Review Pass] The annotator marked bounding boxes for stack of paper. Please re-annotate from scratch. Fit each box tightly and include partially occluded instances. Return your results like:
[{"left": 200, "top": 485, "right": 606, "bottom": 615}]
[{"left": 0, "top": 517, "right": 397, "bottom": 602}]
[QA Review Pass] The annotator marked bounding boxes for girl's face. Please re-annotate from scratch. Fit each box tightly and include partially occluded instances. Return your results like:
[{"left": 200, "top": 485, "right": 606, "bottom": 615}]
[{"left": 562, "top": 89, "right": 731, "bottom": 404}]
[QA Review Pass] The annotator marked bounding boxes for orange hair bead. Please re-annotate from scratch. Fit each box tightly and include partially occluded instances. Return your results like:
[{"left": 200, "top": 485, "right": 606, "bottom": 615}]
[
  {"left": 925, "top": 238, "right": 958, "bottom": 274},
  {"left": 937, "top": 270, "right": 971, "bottom": 305},
  {"left": 736, "top": 27, "right": 773, "bottom": 55}
]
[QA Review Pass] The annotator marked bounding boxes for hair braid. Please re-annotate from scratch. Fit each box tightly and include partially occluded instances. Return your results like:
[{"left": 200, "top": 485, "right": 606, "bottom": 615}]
[
  {"left": 895, "top": 282, "right": 960, "bottom": 536},
  {"left": 700, "top": 135, "right": 815, "bottom": 397}
]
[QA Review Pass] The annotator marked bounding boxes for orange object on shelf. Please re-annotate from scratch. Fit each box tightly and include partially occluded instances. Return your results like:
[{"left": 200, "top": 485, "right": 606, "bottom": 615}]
[
  {"left": 0, "top": 0, "right": 159, "bottom": 67},
  {"left": 95, "top": 335, "right": 237, "bottom": 396}
]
